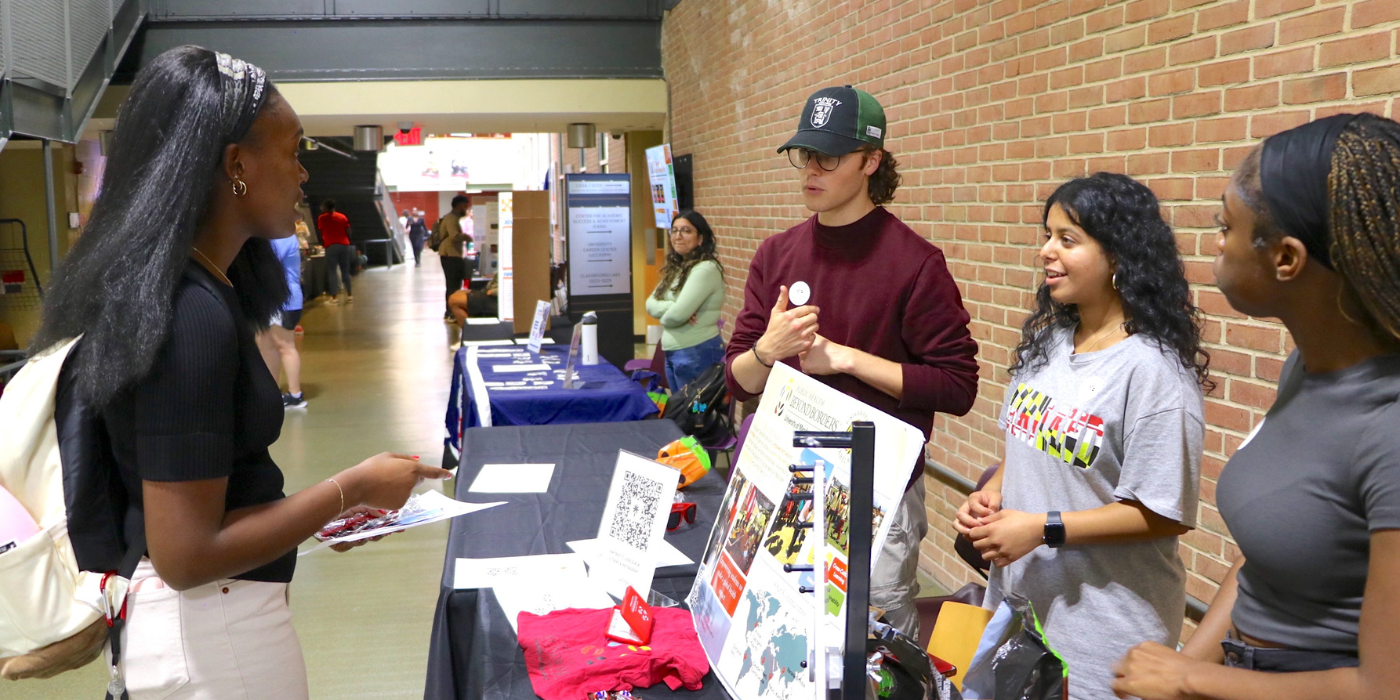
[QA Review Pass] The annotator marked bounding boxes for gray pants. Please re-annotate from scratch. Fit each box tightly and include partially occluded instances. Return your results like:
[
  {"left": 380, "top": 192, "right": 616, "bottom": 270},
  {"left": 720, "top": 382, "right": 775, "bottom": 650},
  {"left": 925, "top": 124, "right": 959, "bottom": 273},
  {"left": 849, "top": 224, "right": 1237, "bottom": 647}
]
[{"left": 871, "top": 475, "right": 928, "bottom": 640}]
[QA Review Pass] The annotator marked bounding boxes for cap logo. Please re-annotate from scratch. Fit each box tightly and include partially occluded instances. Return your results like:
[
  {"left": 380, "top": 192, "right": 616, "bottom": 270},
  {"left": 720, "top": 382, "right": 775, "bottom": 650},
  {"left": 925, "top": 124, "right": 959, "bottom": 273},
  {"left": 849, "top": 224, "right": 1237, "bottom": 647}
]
[
  {"left": 866, "top": 125, "right": 882, "bottom": 139},
  {"left": 810, "top": 97, "right": 841, "bottom": 128}
]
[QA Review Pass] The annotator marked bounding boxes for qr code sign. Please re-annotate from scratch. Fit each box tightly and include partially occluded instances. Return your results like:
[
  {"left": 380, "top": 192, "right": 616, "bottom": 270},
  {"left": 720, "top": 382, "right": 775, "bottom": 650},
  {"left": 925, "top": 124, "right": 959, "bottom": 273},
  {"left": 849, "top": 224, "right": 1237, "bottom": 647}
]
[{"left": 608, "top": 471, "right": 665, "bottom": 549}]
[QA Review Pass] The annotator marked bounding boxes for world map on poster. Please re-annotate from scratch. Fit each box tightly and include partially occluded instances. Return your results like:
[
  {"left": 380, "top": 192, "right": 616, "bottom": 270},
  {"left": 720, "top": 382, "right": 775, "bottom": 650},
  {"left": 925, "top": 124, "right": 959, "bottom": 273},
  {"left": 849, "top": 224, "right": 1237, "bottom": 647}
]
[{"left": 733, "top": 589, "right": 808, "bottom": 700}]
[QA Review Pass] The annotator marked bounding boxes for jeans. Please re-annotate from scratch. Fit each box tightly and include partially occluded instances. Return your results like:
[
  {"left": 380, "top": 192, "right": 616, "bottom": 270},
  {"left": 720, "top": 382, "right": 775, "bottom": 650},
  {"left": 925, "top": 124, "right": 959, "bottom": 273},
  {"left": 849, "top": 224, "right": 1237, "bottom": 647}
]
[
  {"left": 325, "top": 244, "right": 354, "bottom": 296},
  {"left": 1221, "top": 632, "right": 1359, "bottom": 672},
  {"left": 440, "top": 255, "right": 468, "bottom": 315},
  {"left": 664, "top": 335, "right": 724, "bottom": 392}
]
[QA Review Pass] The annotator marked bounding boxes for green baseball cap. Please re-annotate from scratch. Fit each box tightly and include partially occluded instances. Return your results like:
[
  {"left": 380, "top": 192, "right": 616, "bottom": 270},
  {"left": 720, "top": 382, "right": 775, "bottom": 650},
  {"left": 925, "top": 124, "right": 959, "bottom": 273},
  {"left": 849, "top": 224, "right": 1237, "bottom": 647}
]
[{"left": 777, "top": 85, "right": 886, "bottom": 156}]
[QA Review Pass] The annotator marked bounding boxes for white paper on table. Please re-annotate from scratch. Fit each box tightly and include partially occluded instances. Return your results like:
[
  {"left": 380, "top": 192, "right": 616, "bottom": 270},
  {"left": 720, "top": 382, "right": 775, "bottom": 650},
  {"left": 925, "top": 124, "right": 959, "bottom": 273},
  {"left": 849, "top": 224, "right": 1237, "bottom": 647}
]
[
  {"left": 459, "top": 340, "right": 515, "bottom": 346},
  {"left": 465, "top": 318, "right": 501, "bottom": 325},
  {"left": 567, "top": 537, "right": 693, "bottom": 568},
  {"left": 492, "top": 363, "right": 551, "bottom": 373},
  {"left": 469, "top": 463, "right": 556, "bottom": 493},
  {"left": 453, "top": 552, "right": 586, "bottom": 589},
  {"left": 491, "top": 575, "right": 614, "bottom": 634},
  {"left": 300, "top": 491, "right": 503, "bottom": 555},
  {"left": 590, "top": 451, "right": 680, "bottom": 598}
]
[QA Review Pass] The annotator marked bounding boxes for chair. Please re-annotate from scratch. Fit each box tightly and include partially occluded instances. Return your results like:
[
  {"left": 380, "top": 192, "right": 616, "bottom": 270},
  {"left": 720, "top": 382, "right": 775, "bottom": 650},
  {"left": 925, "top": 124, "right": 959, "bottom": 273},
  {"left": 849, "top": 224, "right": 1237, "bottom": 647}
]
[
  {"left": 623, "top": 343, "right": 668, "bottom": 390},
  {"left": 703, "top": 397, "right": 740, "bottom": 472}
]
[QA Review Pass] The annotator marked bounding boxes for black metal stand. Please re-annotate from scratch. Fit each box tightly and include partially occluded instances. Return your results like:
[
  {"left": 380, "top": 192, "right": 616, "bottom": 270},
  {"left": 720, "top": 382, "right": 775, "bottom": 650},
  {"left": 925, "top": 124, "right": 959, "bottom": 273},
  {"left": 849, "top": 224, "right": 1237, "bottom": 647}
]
[
  {"left": 794, "top": 422, "right": 876, "bottom": 700},
  {"left": 0, "top": 218, "right": 43, "bottom": 298}
]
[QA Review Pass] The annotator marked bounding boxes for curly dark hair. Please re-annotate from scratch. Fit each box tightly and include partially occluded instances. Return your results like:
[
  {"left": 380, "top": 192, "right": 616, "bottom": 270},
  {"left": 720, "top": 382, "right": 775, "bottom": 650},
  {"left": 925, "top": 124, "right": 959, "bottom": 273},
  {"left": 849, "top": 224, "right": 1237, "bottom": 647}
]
[
  {"left": 652, "top": 210, "right": 724, "bottom": 298},
  {"left": 864, "top": 147, "right": 901, "bottom": 206},
  {"left": 1010, "top": 172, "right": 1213, "bottom": 389}
]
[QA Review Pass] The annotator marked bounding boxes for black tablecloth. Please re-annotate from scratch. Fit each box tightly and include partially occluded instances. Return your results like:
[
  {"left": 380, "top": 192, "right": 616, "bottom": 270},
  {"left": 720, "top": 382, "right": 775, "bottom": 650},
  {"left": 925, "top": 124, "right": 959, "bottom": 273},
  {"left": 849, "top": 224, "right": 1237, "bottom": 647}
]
[{"left": 425, "top": 421, "right": 732, "bottom": 700}]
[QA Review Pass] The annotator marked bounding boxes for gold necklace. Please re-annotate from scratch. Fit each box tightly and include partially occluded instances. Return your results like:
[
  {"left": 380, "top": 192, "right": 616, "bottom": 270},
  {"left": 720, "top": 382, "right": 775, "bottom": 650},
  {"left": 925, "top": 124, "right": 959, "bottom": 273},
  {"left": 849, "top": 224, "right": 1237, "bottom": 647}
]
[
  {"left": 190, "top": 247, "right": 233, "bottom": 287},
  {"left": 1078, "top": 318, "right": 1126, "bottom": 353}
]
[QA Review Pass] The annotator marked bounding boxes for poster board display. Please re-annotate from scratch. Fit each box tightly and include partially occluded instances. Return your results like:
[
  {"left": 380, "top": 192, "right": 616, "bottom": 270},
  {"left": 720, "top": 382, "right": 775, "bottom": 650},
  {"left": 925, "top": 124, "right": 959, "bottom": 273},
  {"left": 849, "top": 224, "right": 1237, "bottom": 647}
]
[
  {"left": 645, "top": 144, "right": 679, "bottom": 229},
  {"left": 565, "top": 174, "right": 632, "bottom": 297},
  {"left": 687, "top": 362, "right": 924, "bottom": 700},
  {"left": 473, "top": 201, "right": 499, "bottom": 280},
  {"left": 498, "top": 193, "right": 514, "bottom": 322}
]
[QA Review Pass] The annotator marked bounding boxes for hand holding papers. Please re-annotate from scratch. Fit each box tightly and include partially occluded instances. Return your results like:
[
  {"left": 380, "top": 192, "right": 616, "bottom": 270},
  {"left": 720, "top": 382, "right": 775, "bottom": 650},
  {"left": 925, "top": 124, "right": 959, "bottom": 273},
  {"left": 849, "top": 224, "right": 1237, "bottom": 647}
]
[{"left": 301, "top": 490, "right": 503, "bottom": 555}]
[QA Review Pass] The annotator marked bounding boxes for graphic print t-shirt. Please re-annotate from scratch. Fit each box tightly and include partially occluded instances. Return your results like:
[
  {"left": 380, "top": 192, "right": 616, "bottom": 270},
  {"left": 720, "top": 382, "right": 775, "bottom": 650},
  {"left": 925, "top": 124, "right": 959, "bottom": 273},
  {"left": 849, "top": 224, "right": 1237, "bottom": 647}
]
[{"left": 984, "top": 327, "right": 1203, "bottom": 700}]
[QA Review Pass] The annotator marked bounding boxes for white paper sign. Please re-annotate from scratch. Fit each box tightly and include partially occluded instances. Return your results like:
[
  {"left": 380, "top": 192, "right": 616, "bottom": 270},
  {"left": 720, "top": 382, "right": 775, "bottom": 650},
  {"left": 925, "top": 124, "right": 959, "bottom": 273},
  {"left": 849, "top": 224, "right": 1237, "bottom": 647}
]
[
  {"left": 567, "top": 537, "right": 693, "bottom": 569},
  {"left": 453, "top": 553, "right": 586, "bottom": 589},
  {"left": 492, "top": 576, "right": 614, "bottom": 634},
  {"left": 492, "top": 364, "right": 551, "bottom": 373},
  {"left": 469, "top": 463, "right": 556, "bottom": 493},
  {"left": 591, "top": 451, "right": 680, "bottom": 598},
  {"left": 527, "top": 300, "right": 551, "bottom": 354}
]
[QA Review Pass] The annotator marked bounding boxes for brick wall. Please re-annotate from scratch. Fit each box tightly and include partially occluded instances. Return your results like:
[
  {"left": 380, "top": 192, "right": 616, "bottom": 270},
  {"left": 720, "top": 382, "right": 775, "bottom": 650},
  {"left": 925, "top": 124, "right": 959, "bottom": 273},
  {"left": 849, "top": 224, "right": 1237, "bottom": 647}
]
[{"left": 661, "top": 0, "right": 1400, "bottom": 632}]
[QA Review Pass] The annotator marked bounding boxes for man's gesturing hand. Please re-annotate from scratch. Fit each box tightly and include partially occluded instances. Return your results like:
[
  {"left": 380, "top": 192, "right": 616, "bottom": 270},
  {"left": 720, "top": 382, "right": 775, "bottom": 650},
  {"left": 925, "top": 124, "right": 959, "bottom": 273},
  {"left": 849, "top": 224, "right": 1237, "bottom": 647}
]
[{"left": 755, "top": 285, "right": 819, "bottom": 363}]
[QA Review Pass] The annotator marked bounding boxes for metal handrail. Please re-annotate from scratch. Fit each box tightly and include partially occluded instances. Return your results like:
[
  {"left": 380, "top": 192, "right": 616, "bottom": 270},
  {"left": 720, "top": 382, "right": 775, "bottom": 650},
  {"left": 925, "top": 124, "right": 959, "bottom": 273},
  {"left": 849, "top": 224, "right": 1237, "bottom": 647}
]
[{"left": 924, "top": 458, "right": 1211, "bottom": 622}]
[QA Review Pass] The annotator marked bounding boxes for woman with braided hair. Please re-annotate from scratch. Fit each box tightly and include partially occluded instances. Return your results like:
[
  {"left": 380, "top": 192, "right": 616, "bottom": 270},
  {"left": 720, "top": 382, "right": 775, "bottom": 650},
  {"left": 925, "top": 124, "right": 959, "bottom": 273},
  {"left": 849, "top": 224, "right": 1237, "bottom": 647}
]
[
  {"left": 1114, "top": 114, "right": 1400, "bottom": 700},
  {"left": 30, "top": 46, "right": 449, "bottom": 697}
]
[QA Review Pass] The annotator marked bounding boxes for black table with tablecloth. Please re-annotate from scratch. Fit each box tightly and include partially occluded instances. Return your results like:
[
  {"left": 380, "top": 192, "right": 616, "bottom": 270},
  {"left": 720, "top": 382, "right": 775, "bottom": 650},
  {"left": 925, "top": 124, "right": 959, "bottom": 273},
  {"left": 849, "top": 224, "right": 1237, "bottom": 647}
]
[{"left": 425, "top": 420, "right": 732, "bottom": 700}]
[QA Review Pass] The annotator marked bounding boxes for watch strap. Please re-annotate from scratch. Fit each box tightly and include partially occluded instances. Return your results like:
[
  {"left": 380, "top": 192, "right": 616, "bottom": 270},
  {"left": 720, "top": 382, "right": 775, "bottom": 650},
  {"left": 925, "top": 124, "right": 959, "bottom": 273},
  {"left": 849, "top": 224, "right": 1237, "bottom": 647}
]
[{"left": 1043, "top": 510, "right": 1066, "bottom": 548}]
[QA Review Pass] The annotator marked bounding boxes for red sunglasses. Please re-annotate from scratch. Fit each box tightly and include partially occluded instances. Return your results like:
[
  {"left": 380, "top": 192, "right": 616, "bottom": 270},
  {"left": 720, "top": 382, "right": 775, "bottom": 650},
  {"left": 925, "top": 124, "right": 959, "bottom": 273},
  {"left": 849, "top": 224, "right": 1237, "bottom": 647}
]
[{"left": 667, "top": 502, "right": 697, "bottom": 531}]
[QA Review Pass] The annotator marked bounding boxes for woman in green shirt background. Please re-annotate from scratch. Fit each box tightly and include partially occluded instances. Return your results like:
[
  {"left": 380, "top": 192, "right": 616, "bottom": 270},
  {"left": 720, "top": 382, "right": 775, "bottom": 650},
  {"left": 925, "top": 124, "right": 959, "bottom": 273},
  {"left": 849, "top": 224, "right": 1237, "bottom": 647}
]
[{"left": 646, "top": 210, "right": 726, "bottom": 391}]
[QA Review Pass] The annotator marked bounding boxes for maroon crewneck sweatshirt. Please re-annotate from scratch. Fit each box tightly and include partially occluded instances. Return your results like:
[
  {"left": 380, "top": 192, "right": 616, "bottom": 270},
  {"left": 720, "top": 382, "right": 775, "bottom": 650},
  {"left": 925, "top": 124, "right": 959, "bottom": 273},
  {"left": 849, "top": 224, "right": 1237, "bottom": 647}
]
[{"left": 725, "top": 207, "right": 979, "bottom": 477}]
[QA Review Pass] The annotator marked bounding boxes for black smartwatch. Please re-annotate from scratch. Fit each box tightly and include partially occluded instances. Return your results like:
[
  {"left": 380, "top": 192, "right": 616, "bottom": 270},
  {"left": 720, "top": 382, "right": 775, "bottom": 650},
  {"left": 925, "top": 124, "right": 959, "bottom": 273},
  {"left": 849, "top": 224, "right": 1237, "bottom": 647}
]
[{"left": 1043, "top": 511, "right": 1066, "bottom": 548}]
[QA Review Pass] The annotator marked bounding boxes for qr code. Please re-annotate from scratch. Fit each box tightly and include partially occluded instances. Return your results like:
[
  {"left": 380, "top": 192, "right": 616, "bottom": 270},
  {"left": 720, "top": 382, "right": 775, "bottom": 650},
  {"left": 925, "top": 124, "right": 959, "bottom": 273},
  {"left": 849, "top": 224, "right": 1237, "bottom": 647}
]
[{"left": 608, "top": 471, "right": 665, "bottom": 549}]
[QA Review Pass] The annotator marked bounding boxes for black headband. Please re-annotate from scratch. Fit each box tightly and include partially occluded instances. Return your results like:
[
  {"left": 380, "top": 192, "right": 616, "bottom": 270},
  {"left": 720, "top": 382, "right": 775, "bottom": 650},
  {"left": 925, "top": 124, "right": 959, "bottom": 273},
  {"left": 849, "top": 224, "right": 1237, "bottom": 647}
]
[
  {"left": 1258, "top": 114, "right": 1360, "bottom": 269},
  {"left": 214, "top": 51, "right": 269, "bottom": 143}
]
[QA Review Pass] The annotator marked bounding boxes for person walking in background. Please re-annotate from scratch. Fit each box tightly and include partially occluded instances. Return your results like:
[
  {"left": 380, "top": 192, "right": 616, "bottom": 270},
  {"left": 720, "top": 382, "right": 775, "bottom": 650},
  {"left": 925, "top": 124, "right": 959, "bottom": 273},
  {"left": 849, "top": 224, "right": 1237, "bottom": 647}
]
[
  {"left": 318, "top": 198, "right": 353, "bottom": 304},
  {"left": 725, "top": 85, "right": 980, "bottom": 640},
  {"left": 646, "top": 210, "right": 725, "bottom": 391},
  {"left": 430, "top": 195, "right": 472, "bottom": 321},
  {"left": 956, "top": 173, "right": 1209, "bottom": 700},
  {"left": 257, "top": 232, "right": 307, "bottom": 409},
  {"left": 407, "top": 207, "right": 429, "bottom": 267}
]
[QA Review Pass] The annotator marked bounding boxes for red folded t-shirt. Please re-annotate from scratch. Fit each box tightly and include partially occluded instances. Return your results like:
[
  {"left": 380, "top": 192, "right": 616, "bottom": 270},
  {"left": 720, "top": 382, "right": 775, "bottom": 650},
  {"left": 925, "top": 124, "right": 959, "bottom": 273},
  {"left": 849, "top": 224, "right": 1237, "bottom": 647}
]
[{"left": 517, "top": 606, "right": 710, "bottom": 700}]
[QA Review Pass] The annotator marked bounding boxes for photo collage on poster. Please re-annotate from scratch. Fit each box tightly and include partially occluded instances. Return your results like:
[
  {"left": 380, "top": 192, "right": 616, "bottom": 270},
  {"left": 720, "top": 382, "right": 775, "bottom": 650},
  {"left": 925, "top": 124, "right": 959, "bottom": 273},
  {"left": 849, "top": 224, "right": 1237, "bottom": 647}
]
[{"left": 687, "top": 363, "right": 924, "bottom": 700}]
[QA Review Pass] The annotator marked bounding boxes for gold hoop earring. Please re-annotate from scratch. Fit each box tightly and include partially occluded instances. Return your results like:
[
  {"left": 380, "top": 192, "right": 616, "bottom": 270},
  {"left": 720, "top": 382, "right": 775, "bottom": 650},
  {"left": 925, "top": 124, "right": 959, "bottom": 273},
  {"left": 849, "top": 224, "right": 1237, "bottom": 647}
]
[
  {"left": 1112, "top": 271, "right": 1120, "bottom": 291},
  {"left": 232, "top": 179, "right": 248, "bottom": 197}
]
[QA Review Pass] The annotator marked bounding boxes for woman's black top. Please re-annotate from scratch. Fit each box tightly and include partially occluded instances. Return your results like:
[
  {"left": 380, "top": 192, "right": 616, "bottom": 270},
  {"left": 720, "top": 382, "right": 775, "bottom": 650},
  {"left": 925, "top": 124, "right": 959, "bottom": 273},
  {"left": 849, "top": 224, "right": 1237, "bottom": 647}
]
[{"left": 102, "top": 262, "right": 295, "bottom": 582}]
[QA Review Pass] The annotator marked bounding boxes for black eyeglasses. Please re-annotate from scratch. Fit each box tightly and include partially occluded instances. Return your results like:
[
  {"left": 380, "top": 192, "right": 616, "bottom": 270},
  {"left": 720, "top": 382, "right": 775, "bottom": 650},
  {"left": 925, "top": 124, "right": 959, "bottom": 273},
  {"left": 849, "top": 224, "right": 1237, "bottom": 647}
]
[
  {"left": 670, "top": 226, "right": 698, "bottom": 236},
  {"left": 786, "top": 148, "right": 847, "bottom": 171}
]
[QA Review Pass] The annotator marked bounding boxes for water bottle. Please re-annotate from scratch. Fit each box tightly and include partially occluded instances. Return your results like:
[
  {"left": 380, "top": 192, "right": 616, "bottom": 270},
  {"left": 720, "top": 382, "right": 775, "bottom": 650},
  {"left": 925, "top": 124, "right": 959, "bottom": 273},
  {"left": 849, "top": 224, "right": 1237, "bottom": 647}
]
[{"left": 581, "top": 311, "right": 599, "bottom": 365}]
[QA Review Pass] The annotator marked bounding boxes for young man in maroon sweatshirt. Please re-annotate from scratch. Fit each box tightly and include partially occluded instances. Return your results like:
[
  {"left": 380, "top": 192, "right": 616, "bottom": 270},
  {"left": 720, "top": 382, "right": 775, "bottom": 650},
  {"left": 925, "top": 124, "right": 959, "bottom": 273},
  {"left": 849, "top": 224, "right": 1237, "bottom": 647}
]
[{"left": 725, "top": 85, "right": 979, "bottom": 638}]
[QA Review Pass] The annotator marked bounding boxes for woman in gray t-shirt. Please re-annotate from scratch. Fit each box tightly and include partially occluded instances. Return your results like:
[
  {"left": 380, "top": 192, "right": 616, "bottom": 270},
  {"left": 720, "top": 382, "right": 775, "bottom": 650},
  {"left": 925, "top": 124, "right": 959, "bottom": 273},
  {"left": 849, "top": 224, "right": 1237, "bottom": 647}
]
[
  {"left": 955, "top": 173, "right": 1211, "bottom": 700},
  {"left": 1114, "top": 116, "right": 1400, "bottom": 700}
]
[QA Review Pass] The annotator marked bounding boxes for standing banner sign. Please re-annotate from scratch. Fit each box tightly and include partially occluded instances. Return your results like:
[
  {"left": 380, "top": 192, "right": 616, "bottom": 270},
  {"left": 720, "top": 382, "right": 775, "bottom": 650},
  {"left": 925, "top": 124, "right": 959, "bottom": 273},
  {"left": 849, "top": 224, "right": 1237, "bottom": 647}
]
[
  {"left": 645, "top": 144, "right": 679, "bottom": 229},
  {"left": 565, "top": 174, "right": 631, "bottom": 296},
  {"left": 687, "top": 362, "right": 923, "bottom": 700},
  {"left": 497, "top": 193, "right": 515, "bottom": 322}
]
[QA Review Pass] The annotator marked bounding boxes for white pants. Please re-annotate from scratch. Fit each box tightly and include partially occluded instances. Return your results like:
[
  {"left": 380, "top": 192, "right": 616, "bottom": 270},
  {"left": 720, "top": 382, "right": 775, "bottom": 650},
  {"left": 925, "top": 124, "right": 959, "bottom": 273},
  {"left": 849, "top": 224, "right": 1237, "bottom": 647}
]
[{"left": 112, "top": 559, "right": 309, "bottom": 700}]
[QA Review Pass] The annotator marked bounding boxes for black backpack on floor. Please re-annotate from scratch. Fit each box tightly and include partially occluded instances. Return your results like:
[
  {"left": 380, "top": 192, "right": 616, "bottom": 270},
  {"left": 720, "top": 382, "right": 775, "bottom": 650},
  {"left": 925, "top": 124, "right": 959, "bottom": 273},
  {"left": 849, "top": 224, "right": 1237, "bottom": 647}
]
[{"left": 662, "top": 362, "right": 731, "bottom": 444}]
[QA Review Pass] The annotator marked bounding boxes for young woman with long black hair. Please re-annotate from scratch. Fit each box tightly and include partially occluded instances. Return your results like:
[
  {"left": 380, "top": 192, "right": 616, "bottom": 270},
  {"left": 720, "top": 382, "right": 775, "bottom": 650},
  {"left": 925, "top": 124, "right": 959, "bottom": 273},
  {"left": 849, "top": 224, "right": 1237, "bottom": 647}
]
[
  {"left": 645, "top": 210, "right": 726, "bottom": 390},
  {"left": 955, "top": 172, "right": 1211, "bottom": 700},
  {"left": 1113, "top": 114, "right": 1400, "bottom": 700},
  {"left": 30, "top": 46, "right": 448, "bottom": 698}
]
